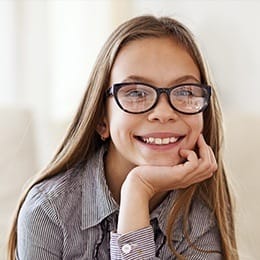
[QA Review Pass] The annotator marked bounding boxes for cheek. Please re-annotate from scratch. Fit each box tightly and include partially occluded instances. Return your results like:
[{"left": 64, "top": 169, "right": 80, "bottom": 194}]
[
  {"left": 183, "top": 114, "right": 203, "bottom": 144},
  {"left": 107, "top": 102, "right": 137, "bottom": 137},
  {"left": 195, "top": 115, "right": 204, "bottom": 133},
  {"left": 183, "top": 111, "right": 203, "bottom": 124},
  {"left": 189, "top": 114, "right": 203, "bottom": 132}
]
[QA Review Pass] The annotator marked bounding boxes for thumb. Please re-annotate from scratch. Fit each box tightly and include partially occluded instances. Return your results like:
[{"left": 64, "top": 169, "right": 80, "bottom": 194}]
[
  {"left": 179, "top": 148, "right": 198, "bottom": 165},
  {"left": 179, "top": 148, "right": 195, "bottom": 160}
]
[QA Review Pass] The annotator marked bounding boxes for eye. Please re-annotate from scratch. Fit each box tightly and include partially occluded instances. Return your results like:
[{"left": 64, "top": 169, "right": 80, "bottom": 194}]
[
  {"left": 173, "top": 85, "right": 205, "bottom": 97},
  {"left": 125, "top": 89, "right": 148, "bottom": 98},
  {"left": 119, "top": 84, "right": 152, "bottom": 99},
  {"left": 174, "top": 88, "right": 193, "bottom": 97}
]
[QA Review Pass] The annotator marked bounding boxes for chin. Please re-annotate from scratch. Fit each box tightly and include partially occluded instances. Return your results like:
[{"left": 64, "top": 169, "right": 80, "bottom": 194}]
[{"left": 144, "top": 156, "right": 183, "bottom": 167}]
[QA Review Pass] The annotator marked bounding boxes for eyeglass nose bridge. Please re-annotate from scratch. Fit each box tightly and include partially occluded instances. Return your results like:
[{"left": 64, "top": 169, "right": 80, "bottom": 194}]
[
  {"left": 151, "top": 87, "right": 175, "bottom": 112},
  {"left": 156, "top": 87, "right": 171, "bottom": 96},
  {"left": 155, "top": 87, "right": 172, "bottom": 103}
]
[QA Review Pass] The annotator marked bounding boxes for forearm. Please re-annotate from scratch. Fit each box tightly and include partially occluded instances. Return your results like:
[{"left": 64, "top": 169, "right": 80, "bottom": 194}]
[
  {"left": 117, "top": 172, "right": 151, "bottom": 234},
  {"left": 110, "top": 171, "right": 159, "bottom": 259}
]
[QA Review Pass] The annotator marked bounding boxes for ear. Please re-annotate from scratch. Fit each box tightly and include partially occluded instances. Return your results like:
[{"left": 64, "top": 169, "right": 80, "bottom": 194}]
[{"left": 96, "top": 117, "right": 110, "bottom": 140}]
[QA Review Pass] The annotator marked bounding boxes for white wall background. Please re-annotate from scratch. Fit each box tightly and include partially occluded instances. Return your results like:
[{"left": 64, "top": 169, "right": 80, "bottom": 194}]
[
  {"left": 1, "top": 0, "right": 259, "bottom": 165},
  {"left": 0, "top": 0, "right": 259, "bottom": 259}
]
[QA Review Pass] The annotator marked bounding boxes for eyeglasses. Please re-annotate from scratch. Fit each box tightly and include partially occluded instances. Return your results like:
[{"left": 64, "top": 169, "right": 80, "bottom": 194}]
[{"left": 106, "top": 82, "right": 211, "bottom": 115}]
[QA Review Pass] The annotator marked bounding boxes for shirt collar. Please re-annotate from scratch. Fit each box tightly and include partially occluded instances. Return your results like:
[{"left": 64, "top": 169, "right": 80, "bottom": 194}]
[{"left": 81, "top": 146, "right": 119, "bottom": 230}]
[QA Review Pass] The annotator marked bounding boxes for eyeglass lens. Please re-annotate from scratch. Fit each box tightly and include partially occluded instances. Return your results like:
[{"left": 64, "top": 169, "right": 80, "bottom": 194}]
[{"left": 115, "top": 83, "right": 209, "bottom": 114}]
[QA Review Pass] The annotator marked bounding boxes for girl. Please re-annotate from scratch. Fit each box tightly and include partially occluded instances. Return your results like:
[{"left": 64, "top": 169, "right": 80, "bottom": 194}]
[{"left": 8, "top": 15, "right": 239, "bottom": 259}]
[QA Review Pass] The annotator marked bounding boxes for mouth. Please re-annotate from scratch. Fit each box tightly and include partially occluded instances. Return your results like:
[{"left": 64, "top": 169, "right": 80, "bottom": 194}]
[{"left": 136, "top": 135, "right": 184, "bottom": 145}]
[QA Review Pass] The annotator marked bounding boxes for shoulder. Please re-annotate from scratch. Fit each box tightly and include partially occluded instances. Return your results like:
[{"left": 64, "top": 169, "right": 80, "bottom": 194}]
[
  {"left": 36, "top": 164, "right": 83, "bottom": 200},
  {"left": 16, "top": 165, "right": 88, "bottom": 257},
  {"left": 19, "top": 163, "right": 86, "bottom": 228}
]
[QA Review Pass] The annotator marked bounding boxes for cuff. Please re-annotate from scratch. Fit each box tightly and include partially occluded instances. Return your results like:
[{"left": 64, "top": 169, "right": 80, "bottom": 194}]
[{"left": 110, "top": 225, "right": 156, "bottom": 259}]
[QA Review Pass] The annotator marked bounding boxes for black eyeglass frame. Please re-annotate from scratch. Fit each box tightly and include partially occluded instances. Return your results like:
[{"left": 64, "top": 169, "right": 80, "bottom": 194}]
[{"left": 106, "top": 82, "right": 211, "bottom": 115}]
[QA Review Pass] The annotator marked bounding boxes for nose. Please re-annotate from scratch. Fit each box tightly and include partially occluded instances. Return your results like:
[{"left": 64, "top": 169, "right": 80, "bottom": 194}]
[{"left": 147, "top": 94, "right": 179, "bottom": 123}]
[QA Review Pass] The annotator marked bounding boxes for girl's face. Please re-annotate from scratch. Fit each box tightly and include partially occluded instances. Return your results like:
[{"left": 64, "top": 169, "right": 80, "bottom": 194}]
[{"left": 101, "top": 37, "right": 203, "bottom": 171}]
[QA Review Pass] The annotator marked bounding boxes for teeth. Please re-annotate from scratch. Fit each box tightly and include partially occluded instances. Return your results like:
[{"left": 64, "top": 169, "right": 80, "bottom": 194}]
[
  {"left": 142, "top": 136, "right": 179, "bottom": 145},
  {"left": 155, "top": 138, "right": 162, "bottom": 145},
  {"left": 170, "top": 137, "right": 177, "bottom": 143},
  {"left": 148, "top": 137, "right": 154, "bottom": 143},
  {"left": 162, "top": 138, "right": 169, "bottom": 144}
]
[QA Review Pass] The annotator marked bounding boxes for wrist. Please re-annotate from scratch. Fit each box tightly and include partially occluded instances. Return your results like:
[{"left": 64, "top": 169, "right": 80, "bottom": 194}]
[
  {"left": 121, "top": 167, "right": 155, "bottom": 201},
  {"left": 117, "top": 169, "right": 151, "bottom": 234}
]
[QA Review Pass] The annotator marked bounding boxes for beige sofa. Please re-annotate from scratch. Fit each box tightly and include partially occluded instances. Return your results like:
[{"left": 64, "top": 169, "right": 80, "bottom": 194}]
[
  {"left": 0, "top": 108, "right": 259, "bottom": 259},
  {"left": 0, "top": 107, "right": 37, "bottom": 260},
  {"left": 224, "top": 113, "right": 260, "bottom": 260}
]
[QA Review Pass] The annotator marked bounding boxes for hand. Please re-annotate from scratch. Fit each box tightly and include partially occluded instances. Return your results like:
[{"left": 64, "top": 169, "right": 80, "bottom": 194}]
[
  {"left": 118, "top": 134, "right": 217, "bottom": 234},
  {"left": 123, "top": 134, "right": 217, "bottom": 199}
]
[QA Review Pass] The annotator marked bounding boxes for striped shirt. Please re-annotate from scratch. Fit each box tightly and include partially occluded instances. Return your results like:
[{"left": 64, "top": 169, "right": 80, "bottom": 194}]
[{"left": 16, "top": 146, "right": 222, "bottom": 259}]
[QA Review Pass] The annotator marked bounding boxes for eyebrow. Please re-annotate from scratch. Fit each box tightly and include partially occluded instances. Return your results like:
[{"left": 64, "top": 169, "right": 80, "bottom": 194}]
[{"left": 121, "top": 75, "right": 200, "bottom": 86}]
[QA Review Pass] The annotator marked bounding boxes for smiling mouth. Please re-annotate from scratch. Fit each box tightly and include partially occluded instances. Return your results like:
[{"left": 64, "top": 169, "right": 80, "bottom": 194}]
[{"left": 137, "top": 136, "right": 183, "bottom": 145}]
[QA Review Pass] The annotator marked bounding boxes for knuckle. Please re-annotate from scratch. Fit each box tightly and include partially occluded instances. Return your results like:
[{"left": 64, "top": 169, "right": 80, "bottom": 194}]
[
  {"left": 210, "top": 162, "right": 218, "bottom": 172},
  {"left": 189, "top": 160, "right": 199, "bottom": 170},
  {"left": 208, "top": 171, "right": 214, "bottom": 178},
  {"left": 203, "top": 160, "right": 217, "bottom": 173}
]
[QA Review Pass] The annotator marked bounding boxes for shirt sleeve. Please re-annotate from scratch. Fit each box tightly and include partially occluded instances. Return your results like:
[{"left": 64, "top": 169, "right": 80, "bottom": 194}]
[
  {"left": 175, "top": 200, "right": 223, "bottom": 259},
  {"left": 179, "top": 225, "right": 222, "bottom": 259},
  {"left": 16, "top": 187, "right": 63, "bottom": 259},
  {"left": 110, "top": 225, "right": 160, "bottom": 260}
]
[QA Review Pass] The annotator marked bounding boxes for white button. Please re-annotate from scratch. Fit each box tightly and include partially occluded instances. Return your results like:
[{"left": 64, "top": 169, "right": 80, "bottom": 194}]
[{"left": 122, "top": 244, "right": 132, "bottom": 254}]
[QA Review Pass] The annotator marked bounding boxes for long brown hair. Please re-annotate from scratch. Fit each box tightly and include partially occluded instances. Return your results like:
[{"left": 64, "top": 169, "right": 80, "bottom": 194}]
[{"left": 8, "top": 15, "right": 238, "bottom": 259}]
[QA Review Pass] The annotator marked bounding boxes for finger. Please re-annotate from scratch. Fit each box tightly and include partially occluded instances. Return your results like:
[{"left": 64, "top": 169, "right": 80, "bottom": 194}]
[
  {"left": 179, "top": 148, "right": 198, "bottom": 162},
  {"left": 184, "top": 144, "right": 216, "bottom": 181},
  {"left": 197, "top": 136, "right": 217, "bottom": 175},
  {"left": 199, "top": 138, "right": 217, "bottom": 173},
  {"left": 175, "top": 142, "right": 217, "bottom": 188},
  {"left": 190, "top": 172, "right": 213, "bottom": 185},
  {"left": 208, "top": 146, "right": 218, "bottom": 172},
  {"left": 178, "top": 149, "right": 199, "bottom": 170},
  {"left": 197, "top": 134, "right": 211, "bottom": 160}
]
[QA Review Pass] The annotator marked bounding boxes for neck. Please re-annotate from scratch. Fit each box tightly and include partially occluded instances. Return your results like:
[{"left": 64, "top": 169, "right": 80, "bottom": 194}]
[
  {"left": 104, "top": 148, "right": 132, "bottom": 204},
  {"left": 104, "top": 146, "right": 168, "bottom": 211}
]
